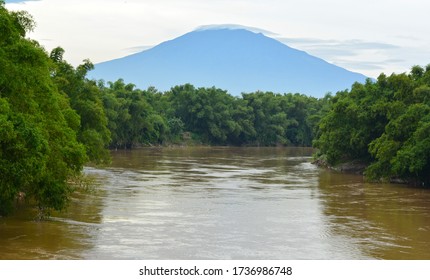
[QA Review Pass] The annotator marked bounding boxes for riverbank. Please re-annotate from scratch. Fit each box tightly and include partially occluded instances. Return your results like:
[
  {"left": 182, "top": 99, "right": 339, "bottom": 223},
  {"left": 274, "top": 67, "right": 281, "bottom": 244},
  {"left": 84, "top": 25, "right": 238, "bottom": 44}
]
[
  {"left": 312, "top": 158, "right": 367, "bottom": 175},
  {"left": 312, "top": 157, "right": 427, "bottom": 187}
]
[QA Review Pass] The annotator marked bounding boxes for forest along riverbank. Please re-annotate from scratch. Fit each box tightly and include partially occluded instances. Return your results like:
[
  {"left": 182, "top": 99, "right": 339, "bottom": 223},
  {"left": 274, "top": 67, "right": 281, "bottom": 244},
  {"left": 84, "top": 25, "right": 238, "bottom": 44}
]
[{"left": 1, "top": 147, "right": 430, "bottom": 259}]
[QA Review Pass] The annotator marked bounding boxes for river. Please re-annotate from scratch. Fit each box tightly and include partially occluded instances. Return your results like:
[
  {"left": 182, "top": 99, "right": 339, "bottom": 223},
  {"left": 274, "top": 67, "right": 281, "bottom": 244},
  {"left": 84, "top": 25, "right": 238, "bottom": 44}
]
[{"left": 1, "top": 147, "right": 430, "bottom": 259}]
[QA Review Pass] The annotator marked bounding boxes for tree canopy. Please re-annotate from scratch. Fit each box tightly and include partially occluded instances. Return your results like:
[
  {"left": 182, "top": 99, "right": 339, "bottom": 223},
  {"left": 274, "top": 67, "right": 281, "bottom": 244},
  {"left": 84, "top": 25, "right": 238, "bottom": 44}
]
[
  {"left": 49, "top": 47, "right": 111, "bottom": 163},
  {"left": 97, "top": 82, "right": 325, "bottom": 147},
  {"left": 1, "top": 2, "right": 87, "bottom": 215},
  {"left": 314, "top": 66, "right": 430, "bottom": 185}
]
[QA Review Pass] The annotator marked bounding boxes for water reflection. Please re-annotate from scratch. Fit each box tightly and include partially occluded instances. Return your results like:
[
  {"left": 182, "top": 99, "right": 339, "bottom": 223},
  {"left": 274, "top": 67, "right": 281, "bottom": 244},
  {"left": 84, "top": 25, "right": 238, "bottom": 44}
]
[
  {"left": 0, "top": 189, "right": 104, "bottom": 259},
  {"left": 82, "top": 147, "right": 360, "bottom": 259},
  {"left": 1, "top": 147, "right": 430, "bottom": 259},
  {"left": 317, "top": 170, "right": 430, "bottom": 259}
]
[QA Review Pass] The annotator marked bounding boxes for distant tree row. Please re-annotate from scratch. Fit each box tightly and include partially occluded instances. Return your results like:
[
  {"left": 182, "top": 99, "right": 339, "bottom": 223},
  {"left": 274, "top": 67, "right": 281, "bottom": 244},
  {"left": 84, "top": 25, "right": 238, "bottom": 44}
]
[
  {"left": 314, "top": 65, "right": 430, "bottom": 186},
  {"left": 98, "top": 81, "right": 330, "bottom": 148}
]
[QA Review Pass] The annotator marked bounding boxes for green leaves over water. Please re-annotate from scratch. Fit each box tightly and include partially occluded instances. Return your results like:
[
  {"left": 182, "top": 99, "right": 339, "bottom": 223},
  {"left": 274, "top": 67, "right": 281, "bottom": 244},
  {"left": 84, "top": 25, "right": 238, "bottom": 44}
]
[
  {"left": 314, "top": 67, "right": 430, "bottom": 185},
  {"left": 0, "top": 3, "right": 86, "bottom": 215}
]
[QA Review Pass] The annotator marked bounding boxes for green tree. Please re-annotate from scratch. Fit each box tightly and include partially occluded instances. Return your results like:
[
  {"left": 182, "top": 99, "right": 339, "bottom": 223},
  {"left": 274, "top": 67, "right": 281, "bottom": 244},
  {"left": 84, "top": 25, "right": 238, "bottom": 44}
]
[
  {"left": 100, "top": 79, "right": 167, "bottom": 148},
  {"left": 315, "top": 65, "right": 430, "bottom": 185},
  {"left": 366, "top": 102, "right": 430, "bottom": 184},
  {"left": 242, "top": 92, "right": 293, "bottom": 146},
  {"left": 167, "top": 84, "right": 240, "bottom": 145},
  {"left": 50, "top": 47, "right": 111, "bottom": 163},
  {"left": 0, "top": 2, "right": 86, "bottom": 215},
  {"left": 314, "top": 79, "right": 390, "bottom": 164}
]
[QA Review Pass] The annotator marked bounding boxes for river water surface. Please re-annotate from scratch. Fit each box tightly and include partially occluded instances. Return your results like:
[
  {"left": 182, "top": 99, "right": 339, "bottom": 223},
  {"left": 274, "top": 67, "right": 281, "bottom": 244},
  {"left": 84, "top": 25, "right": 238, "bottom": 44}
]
[{"left": 1, "top": 147, "right": 430, "bottom": 259}]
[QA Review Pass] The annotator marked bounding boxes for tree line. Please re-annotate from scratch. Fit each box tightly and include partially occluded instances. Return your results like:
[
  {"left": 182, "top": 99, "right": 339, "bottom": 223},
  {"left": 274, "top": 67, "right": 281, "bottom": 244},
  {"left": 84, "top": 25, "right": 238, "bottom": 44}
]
[
  {"left": 314, "top": 65, "right": 430, "bottom": 186},
  {"left": 52, "top": 56, "right": 329, "bottom": 153},
  {"left": 99, "top": 81, "right": 329, "bottom": 148}
]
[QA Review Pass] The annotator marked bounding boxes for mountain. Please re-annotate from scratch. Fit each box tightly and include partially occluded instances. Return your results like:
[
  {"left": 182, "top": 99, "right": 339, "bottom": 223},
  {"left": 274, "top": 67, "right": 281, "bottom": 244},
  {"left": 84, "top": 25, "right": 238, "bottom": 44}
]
[{"left": 90, "top": 26, "right": 368, "bottom": 97}]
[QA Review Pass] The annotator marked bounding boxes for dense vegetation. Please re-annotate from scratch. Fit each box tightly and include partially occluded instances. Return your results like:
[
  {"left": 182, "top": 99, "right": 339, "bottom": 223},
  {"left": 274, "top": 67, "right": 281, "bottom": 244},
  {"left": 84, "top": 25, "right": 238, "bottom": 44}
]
[
  {"left": 0, "top": 4, "right": 87, "bottom": 215},
  {"left": 314, "top": 66, "right": 430, "bottom": 186},
  {"left": 1, "top": 2, "right": 429, "bottom": 216},
  {"left": 99, "top": 81, "right": 328, "bottom": 148}
]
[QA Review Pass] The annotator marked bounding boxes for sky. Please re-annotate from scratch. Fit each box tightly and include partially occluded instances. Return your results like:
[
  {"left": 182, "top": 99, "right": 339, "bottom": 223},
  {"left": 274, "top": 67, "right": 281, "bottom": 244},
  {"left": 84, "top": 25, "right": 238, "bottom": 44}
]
[{"left": 5, "top": 0, "right": 430, "bottom": 78}]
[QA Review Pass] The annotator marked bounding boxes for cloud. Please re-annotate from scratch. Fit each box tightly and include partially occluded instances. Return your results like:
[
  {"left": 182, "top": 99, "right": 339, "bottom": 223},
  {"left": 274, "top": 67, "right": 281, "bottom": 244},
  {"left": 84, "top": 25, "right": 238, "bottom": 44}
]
[
  {"left": 332, "top": 59, "right": 402, "bottom": 72},
  {"left": 277, "top": 36, "right": 405, "bottom": 76},
  {"left": 280, "top": 37, "right": 399, "bottom": 53},
  {"left": 122, "top": 45, "right": 153, "bottom": 53},
  {"left": 196, "top": 24, "right": 278, "bottom": 36}
]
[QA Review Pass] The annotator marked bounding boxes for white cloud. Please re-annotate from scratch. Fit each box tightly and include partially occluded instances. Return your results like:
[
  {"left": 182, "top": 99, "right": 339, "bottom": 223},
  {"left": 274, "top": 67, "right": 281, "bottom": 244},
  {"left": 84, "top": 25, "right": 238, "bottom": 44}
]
[
  {"left": 278, "top": 37, "right": 407, "bottom": 75},
  {"left": 5, "top": 0, "right": 430, "bottom": 77},
  {"left": 195, "top": 24, "right": 278, "bottom": 36}
]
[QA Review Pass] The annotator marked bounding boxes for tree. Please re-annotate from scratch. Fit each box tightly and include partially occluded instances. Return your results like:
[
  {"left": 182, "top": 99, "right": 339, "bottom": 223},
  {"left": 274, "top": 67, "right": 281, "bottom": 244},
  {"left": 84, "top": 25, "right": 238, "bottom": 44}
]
[
  {"left": 50, "top": 47, "right": 111, "bottom": 163},
  {"left": 243, "top": 92, "right": 298, "bottom": 146},
  {"left": 366, "top": 102, "right": 430, "bottom": 184},
  {"left": 0, "top": 3, "right": 87, "bottom": 215},
  {"left": 315, "top": 65, "right": 430, "bottom": 185},
  {"left": 314, "top": 78, "right": 391, "bottom": 165},
  {"left": 167, "top": 84, "right": 239, "bottom": 144},
  {"left": 99, "top": 79, "right": 168, "bottom": 148}
]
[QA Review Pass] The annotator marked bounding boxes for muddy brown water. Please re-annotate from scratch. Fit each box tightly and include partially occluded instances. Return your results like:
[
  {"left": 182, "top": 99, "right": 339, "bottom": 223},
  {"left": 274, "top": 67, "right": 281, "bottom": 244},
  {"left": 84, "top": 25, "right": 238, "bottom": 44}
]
[{"left": 1, "top": 147, "right": 430, "bottom": 259}]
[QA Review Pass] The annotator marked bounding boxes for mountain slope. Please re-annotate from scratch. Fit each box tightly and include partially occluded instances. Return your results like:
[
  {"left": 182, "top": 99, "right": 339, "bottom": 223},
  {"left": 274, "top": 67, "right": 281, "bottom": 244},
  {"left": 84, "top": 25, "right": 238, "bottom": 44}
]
[{"left": 90, "top": 27, "right": 367, "bottom": 97}]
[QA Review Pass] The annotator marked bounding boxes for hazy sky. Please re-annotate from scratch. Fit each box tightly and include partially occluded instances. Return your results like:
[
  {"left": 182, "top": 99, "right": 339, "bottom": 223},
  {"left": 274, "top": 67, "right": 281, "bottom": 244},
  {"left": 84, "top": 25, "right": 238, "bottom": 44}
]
[{"left": 5, "top": 0, "right": 430, "bottom": 78}]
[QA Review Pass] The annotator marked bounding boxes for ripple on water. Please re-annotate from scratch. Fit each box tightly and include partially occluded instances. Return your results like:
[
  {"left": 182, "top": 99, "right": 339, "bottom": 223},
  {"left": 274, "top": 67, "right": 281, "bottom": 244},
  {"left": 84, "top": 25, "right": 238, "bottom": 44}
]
[{"left": 5, "top": 148, "right": 430, "bottom": 260}]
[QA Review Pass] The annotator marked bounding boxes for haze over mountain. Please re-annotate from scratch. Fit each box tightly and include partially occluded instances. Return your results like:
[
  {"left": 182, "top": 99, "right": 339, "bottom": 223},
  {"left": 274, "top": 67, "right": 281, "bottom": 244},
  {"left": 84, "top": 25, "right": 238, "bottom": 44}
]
[{"left": 90, "top": 26, "right": 368, "bottom": 97}]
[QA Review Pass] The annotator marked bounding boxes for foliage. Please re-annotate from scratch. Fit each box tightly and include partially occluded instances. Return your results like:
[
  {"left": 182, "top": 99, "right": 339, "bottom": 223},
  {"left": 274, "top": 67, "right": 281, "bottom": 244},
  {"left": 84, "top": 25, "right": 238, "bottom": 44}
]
[
  {"left": 314, "top": 65, "right": 430, "bottom": 185},
  {"left": 0, "top": 3, "right": 87, "bottom": 215},
  {"left": 97, "top": 82, "right": 325, "bottom": 147},
  {"left": 166, "top": 85, "right": 239, "bottom": 144},
  {"left": 99, "top": 79, "right": 167, "bottom": 148},
  {"left": 49, "top": 47, "right": 111, "bottom": 164}
]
